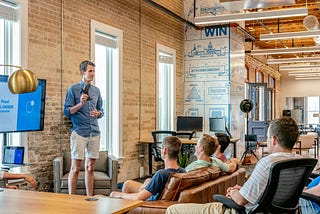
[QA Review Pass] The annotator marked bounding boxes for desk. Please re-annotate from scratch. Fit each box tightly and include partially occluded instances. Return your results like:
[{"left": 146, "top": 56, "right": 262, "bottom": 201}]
[
  {"left": 138, "top": 137, "right": 239, "bottom": 176},
  {"left": 0, "top": 189, "right": 143, "bottom": 214}
]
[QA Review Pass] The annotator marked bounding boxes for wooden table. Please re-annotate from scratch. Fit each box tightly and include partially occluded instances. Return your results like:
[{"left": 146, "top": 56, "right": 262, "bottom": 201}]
[
  {"left": 138, "top": 137, "right": 239, "bottom": 175},
  {"left": 0, "top": 189, "right": 143, "bottom": 214}
]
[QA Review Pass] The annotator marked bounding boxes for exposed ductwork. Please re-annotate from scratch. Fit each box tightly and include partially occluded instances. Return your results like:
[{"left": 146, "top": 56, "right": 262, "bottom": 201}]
[{"left": 303, "top": 15, "right": 320, "bottom": 45}]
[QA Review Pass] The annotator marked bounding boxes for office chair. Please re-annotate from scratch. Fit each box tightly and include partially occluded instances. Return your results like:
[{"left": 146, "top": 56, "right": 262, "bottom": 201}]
[
  {"left": 214, "top": 158, "right": 317, "bottom": 214},
  {"left": 151, "top": 131, "right": 177, "bottom": 162},
  {"left": 239, "top": 134, "right": 259, "bottom": 164},
  {"left": 176, "top": 131, "right": 195, "bottom": 140}
]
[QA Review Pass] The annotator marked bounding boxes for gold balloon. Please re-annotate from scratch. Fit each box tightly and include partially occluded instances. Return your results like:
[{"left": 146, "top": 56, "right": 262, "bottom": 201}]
[{"left": 8, "top": 69, "right": 38, "bottom": 94}]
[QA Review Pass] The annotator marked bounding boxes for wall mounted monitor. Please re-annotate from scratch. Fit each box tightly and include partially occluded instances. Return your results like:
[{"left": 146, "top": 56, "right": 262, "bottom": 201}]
[
  {"left": 177, "top": 116, "right": 203, "bottom": 132},
  {"left": 0, "top": 75, "right": 46, "bottom": 133}
]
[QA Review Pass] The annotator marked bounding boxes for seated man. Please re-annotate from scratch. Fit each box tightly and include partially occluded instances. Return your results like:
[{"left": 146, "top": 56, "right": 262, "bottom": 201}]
[
  {"left": 185, "top": 134, "right": 238, "bottom": 173},
  {"left": 300, "top": 175, "right": 320, "bottom": 214},
  {"left": 0, "top": 170, "right": 37, "bottom": 189},
  {"left": 213, "top": 132, "right": 230, "bottom": 162},
  {"left": 166, "top": 116, "right": 299, "bottom": 214},
  {"left": 110, "top": 136, "right": 185, "bottom": 201}
]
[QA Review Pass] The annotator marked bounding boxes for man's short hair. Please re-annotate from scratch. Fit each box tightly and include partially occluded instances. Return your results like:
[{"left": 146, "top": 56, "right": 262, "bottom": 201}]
[
  {"left": 79, "top": 60, "right": 95, "bottom": 75},
  {"left": 199, "top": 134, "right": 219, "bottom": 156},
  {"left": 268, "top": 116, "right": 299, "bottom": 150},
  {"left": 215, "top": 132, "right": 230, "bottom": 153},
  {"left": 163, "top": 136, "right": 182, "bottom": 160}
]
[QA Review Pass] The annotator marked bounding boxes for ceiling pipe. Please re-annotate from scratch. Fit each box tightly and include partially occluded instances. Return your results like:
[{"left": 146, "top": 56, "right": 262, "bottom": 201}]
[
  {"left": 303, "top": 15, "right": 320, "bottom": 45},
  {"left": 143, "top": 0, "right": 201, "bottom": 29},
  {"left": 143, "top": 0, "right": 255, "bottom": 41}
]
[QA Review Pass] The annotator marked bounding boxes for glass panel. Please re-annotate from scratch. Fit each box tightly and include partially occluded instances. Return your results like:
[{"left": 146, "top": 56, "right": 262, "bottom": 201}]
[
  {"left": 93, "top": 27, "right": 121, "bottom": 157},
  {"left": 252, "top": 85, "right": 265, "bottom": 121},
  {"left": 158, "top": 57, "right": 174, "bottom": 131}
]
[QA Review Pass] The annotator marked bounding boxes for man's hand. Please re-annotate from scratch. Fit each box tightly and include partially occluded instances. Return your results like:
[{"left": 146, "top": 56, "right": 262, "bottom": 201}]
[
  {"left": 226, "top": 184, "right": 242, "bottom": 197},
  {"left": 24, "top": 174, "right": 37, "bottom": 188},
  {"left": 90, "top": 109, "right": 101, "bottom": 118}
]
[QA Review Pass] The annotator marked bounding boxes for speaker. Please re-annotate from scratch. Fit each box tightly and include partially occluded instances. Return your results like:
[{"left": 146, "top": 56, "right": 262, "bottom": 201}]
[
  {"left": 282, "top": 110, "right": 291, "bottom": 117},
  {"left": 240, "top": 99, "right": 254, "bottom": 113}
]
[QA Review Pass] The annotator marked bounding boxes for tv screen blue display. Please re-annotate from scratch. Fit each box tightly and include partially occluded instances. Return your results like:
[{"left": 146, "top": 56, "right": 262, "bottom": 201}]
[{"left": 0, "top": 75, "right": 46, "bottom": 133}]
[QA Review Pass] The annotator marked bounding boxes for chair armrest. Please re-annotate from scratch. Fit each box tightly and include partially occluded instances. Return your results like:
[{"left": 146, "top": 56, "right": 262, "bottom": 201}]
[
  {"left": 107, "top": 155, "right": 119, "bottom": 191},
  {"left": 53, "top": 156, "right": 63, "bottom": 193},
  {"left": 301, "top": 192, "right": 320, "bottom": 206},
  {"left": 213, "top": 194, "right": 246, "bottom": 213}
]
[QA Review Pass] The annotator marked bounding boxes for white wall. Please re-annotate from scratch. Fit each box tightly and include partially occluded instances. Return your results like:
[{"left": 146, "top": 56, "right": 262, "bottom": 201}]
[{"left": 279, "top": 78, "right": 320, "bottom": 111}]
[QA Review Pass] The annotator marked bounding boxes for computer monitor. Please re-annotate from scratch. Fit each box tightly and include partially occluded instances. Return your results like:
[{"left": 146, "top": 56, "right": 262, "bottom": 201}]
[
  {"left": 209, "top": 117, "right": 232, "bottom": 138},
  {"left": 177, "top": 116, "right": 203, "bottom": 132},
  {"left": 209, "top": 117, "right": 226, "bottom": 133}
]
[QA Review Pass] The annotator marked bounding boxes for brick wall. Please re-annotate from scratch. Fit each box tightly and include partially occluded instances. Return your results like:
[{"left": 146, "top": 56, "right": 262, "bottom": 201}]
[{"left": 27, "top": 0, "right": 184, "bottom": 191}]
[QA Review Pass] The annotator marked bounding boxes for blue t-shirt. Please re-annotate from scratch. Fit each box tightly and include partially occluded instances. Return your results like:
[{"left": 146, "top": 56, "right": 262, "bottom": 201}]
[
  {"left": 144, "top": 167, "right": 186, "bottom": 201},
  {"left": 307, "top": 176, "right": 320, "bottom": 211}
]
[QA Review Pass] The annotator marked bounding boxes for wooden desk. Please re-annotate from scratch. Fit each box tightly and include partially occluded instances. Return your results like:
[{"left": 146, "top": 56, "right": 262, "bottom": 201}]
[
  {"left": 0, "top": 189, "right": 143, "bottom": 214},
  {"left": 138, "top": 137, "right": 239, "bottom": 176}
]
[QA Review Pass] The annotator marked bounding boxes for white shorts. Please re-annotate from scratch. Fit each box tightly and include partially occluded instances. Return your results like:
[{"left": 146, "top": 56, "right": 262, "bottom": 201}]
[{"left": 70, "top": 131, "right": 100, "bottom": 160}]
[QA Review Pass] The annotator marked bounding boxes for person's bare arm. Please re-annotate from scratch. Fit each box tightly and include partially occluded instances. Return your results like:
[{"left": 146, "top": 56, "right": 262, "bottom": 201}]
[
  {"left": 304, "top": 183, "right": 320, "bottom": 196},
  {"left": 3, "top": 172, "right": 37, "bottom": 187},
  {"left": 227, "top": 158, "right": 239, "bottom": 173}
]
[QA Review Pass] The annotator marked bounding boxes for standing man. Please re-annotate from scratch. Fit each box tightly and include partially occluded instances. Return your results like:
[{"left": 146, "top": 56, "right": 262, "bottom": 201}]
[{"left": 64, "top": 60, "right": 104, "bottom": 196}]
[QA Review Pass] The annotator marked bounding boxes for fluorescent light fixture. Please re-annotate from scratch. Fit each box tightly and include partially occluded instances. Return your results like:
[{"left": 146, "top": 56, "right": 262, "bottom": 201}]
[
  {"left": 251, "top": 46, "right": 320, "bottom": 55},
  {"left": 288, "top": 72, "right": 320, "bottom": 76},
  {"left": 279, "top": 64, "right": 320, "bottom": 71},
  {"left": 194, "top": 8, "right": 307, "bottom": 25},
  {"left": 267, "top": 57, "right": 320, "bottom": 64},
  {"left": 260, "top": 30, "right": 320, "bottom": 40},
  {"left": 295, "top": 76, "right": 320, "bottom": 80}
]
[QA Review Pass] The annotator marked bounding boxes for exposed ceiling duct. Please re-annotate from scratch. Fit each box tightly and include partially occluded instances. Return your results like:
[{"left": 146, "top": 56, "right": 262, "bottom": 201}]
[{"left": 303, "top": 15, "right": 320, "bottom": 45}]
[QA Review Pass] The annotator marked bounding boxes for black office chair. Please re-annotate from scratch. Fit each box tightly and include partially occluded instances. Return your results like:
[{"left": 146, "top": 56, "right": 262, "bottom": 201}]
[
  {"left": 214, "top": 158, "right": 317, "bottom": 214},
  {"left": 151, "top": 131, "right": 177, "bottom": 162},
  {"left": 176, "top": 131, "right": 195, "bottom": 140},
  {"left": 240, "top": 134, "right": 259, "bottom": 164}
]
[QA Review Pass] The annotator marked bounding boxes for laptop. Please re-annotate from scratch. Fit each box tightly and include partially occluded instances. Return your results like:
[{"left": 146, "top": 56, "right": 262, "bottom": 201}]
[{"left": 1, "top": 146, "right": 25, "bottom": 167}]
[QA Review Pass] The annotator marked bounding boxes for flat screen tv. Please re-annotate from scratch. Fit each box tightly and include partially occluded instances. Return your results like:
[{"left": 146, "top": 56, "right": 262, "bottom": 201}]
[
  {"left": 0, "top": 75, "right": 46, "bottom": 133},
  {"left": 177, "top": 116, "right": 203, "bottom": 132}
]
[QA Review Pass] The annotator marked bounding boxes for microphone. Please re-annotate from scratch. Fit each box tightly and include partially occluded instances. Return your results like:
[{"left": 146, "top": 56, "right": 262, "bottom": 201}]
[{"left": 82, "top": 84, "right": 92, "bottom": 101}]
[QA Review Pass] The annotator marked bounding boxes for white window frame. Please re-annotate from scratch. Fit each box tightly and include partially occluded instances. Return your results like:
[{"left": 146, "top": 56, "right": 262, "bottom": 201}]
[
  {"left": 90, "top": 20, "right": 123, "bottom": 158},
  {"left": 156, "top": 43, "right": 176, "bottom": 130},
  {"left": 0, "top": 0, "right": 28, "bottom": 151}
]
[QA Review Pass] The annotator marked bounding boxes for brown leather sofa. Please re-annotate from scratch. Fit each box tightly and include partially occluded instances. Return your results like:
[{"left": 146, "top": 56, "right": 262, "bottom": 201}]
[{"left": 128, "top": 166, "right": 246, "bottom": 214}]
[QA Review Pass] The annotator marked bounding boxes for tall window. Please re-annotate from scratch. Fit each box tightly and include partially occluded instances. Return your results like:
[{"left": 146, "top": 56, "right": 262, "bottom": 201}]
[
  {"left": 91, "top": 20, "right": 122, "bottom": 158},
  {"left": 0, "top": 0, "right": 27, "bottom": 151},
  {"left": 306, "top": 96, "right": 320, "bottom": 125},
  {"left": 156, "top": 44, "right": 176, "bottom": 130}
]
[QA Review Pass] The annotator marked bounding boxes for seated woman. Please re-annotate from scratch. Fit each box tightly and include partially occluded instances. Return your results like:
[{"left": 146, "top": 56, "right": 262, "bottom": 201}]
[{"left": 0, "top": 170, "right": 37, "bottom": 189}]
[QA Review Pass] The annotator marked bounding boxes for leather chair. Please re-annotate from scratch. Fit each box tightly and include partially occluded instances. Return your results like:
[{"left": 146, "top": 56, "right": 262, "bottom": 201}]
[
  {"left": 0, "top": 178, "right": 6, "bottom": 188},
  {"left": 53, "top": 151, "right": 118, "bottom": 195}
]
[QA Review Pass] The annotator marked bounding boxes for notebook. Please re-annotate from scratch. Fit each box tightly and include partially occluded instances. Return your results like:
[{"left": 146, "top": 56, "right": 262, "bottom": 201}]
[{"left": 2, "top": 146, "right": 25, "bottom": 167}]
